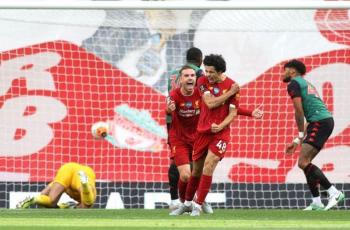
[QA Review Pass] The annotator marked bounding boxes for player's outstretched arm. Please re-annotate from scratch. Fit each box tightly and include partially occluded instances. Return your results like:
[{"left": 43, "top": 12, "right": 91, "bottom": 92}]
[
  {"left": 211, "top": 106, "right": 237, "bottom": 133},
  {"left": 237, "top": 106, "right": 263, "bottom": 119}
]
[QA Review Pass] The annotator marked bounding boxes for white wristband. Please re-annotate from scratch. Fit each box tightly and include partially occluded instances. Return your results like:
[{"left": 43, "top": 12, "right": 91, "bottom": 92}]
[
  {"left": 230, "top": 104, "right": 236, "bottom": 109},
  {"left": 298, "top": 132, "right": 304, "bottom": 139},
  {"left": 293, "top": 137, "right": 301, "bottom": 145}
]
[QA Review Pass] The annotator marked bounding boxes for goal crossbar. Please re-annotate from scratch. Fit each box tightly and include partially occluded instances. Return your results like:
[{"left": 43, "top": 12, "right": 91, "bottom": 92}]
[{"left": 0, "top": 1, "right": 350, "bottom": 10}]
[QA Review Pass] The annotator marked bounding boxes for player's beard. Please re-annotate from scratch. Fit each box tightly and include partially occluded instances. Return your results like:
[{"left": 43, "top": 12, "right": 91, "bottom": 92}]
[{"left": 283, "top": 75, "right": 291, "bottom": 83}]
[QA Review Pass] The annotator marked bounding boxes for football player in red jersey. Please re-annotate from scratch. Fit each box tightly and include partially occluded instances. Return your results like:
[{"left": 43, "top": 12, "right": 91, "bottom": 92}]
[
  {"left": 166, "top": 48, "right": 203, "bottom": 210},
  {"left": 168, "top": 64, "right": 264, "bottom": 216},
  {"left": 166, "top": 66, "right": 201, "bottom": 209},
  {"left": 171, "top": 54, "right": 240, "bottom": 216}
]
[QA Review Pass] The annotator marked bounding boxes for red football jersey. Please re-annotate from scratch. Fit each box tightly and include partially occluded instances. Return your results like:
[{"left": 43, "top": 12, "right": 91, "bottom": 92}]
[
  {"left": 196, "top": 76, "right": 239, "bottom": 134},
  {"left": 168, "top": 87, "right": 201, "bottom": 143}
]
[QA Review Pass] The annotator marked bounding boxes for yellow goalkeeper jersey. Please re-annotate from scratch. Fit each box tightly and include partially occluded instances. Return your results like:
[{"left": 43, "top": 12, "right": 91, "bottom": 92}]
[{"left": 50, "top": 162, "right": 96, "bottom": 201}]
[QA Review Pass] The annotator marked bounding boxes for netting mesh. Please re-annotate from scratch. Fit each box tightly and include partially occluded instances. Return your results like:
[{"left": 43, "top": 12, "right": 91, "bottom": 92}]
[{"left": 0, "top": 7, "right": 349, "bottom": 209}]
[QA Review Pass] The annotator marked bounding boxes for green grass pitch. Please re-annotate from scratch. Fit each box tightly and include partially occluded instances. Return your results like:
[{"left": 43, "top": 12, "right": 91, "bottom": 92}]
[{"left": 0, "top": 209, "right": 349, "bottom": 230}]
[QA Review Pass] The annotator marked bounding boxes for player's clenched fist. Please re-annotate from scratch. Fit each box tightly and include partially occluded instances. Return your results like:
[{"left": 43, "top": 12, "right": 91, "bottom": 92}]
[
  {"left": 166, "top": 97, "right": 176, "bottom": 113},
  {"left": 252, "top": 108, "right": 263, "bottom": 119},
  {"left": 285, "top": 142, "right": 298, "bottom": 154},
  {"left": 211, "top": 123, "right": 223, "bottom": 133}
]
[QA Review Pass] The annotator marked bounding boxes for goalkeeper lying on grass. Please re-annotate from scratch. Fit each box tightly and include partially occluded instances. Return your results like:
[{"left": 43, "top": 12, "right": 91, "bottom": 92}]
[{"left": 17, "top": 162, "right": 96, "bottom": 209}]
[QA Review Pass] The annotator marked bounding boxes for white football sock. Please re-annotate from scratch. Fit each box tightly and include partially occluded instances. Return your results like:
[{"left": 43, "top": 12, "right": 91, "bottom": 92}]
[
  {"left": 327, "top": 185, "right": 340, "bottom": 197},
  {"left": 312, "top": 196, "right": 322, "bottom": 205}
]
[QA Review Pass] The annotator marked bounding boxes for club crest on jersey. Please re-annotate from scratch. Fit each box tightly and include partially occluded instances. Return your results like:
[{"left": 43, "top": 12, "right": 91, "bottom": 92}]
[
  {"left": 213, "top": 87, "right": 220, "bottom": 94},
  {"left": 185, "top": 101, "right": 192, "bottom": 108},
  {"left": 195, "top": 100, "right": 200, "bottom": 108}
]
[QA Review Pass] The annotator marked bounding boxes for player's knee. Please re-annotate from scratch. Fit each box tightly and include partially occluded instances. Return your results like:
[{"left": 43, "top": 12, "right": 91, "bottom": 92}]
[
  {"left": 180, "top": 170, "right": 191, "bottom": 182},
  {"left": 191, "top": 165, "right": 202, "bottom": 177},
  {"left": 48, "top": 195, "right": 60, "bottom": 207},
  {"left": 41, "top": 201, "right": 56, "bottom": 208},
  {"left": 298, "top": 158, "right": 310, "bottom": 170}
]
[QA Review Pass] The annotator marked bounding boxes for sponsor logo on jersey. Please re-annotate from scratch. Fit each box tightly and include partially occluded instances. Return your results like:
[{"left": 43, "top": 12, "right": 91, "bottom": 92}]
[{"left": 185, "top": 101, "right": 192, "bottom": 108}]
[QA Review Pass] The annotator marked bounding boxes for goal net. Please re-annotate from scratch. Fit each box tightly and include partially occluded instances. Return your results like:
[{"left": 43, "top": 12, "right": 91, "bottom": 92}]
[{"left": 0, "top": 2, "right": 349, "bottom": 209}]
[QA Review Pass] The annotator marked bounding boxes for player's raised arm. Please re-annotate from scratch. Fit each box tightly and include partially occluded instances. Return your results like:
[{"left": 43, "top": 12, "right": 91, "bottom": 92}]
[{"left": 237, "top": 105, "right": 263, "bottom": 119}]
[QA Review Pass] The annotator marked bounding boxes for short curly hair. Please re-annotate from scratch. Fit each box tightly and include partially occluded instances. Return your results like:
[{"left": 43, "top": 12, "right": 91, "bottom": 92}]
[
  {"left": 284, "top": 59, "right": 306, "bottom": 76},
  {"left": 203, "top": 54, "right": 226, "bottom": 73}
]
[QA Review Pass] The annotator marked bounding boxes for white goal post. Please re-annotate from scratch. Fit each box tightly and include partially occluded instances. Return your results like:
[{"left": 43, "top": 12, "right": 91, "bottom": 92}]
[{"left": 0, "top": 0, "right": 349, "bottom": 210}]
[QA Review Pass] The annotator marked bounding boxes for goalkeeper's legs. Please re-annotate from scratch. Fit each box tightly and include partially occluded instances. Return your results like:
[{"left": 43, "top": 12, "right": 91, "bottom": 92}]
[
  {"left": 78, "top": 170, "right": 96, "bottom": 208},
  {"left": 36, "top": 183, "right": 65, "bottom": 208},
  {"left": 16, "top": 196, "right": 35, "bottom": 209},
  {"left": 17, "top": 183, "right": 64, "bottom": 208}
]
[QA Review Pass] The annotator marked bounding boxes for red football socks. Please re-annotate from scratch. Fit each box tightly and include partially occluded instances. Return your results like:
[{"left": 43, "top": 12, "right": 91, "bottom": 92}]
[
  {"left": 178, "top": 179, "right": 188, "bottom": 202},
  {"left": 195, "top": 174, "right": 212, "bottom": 205},
  {"left": 185, "top": 176, "right": 200, "bottom": 201}
]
